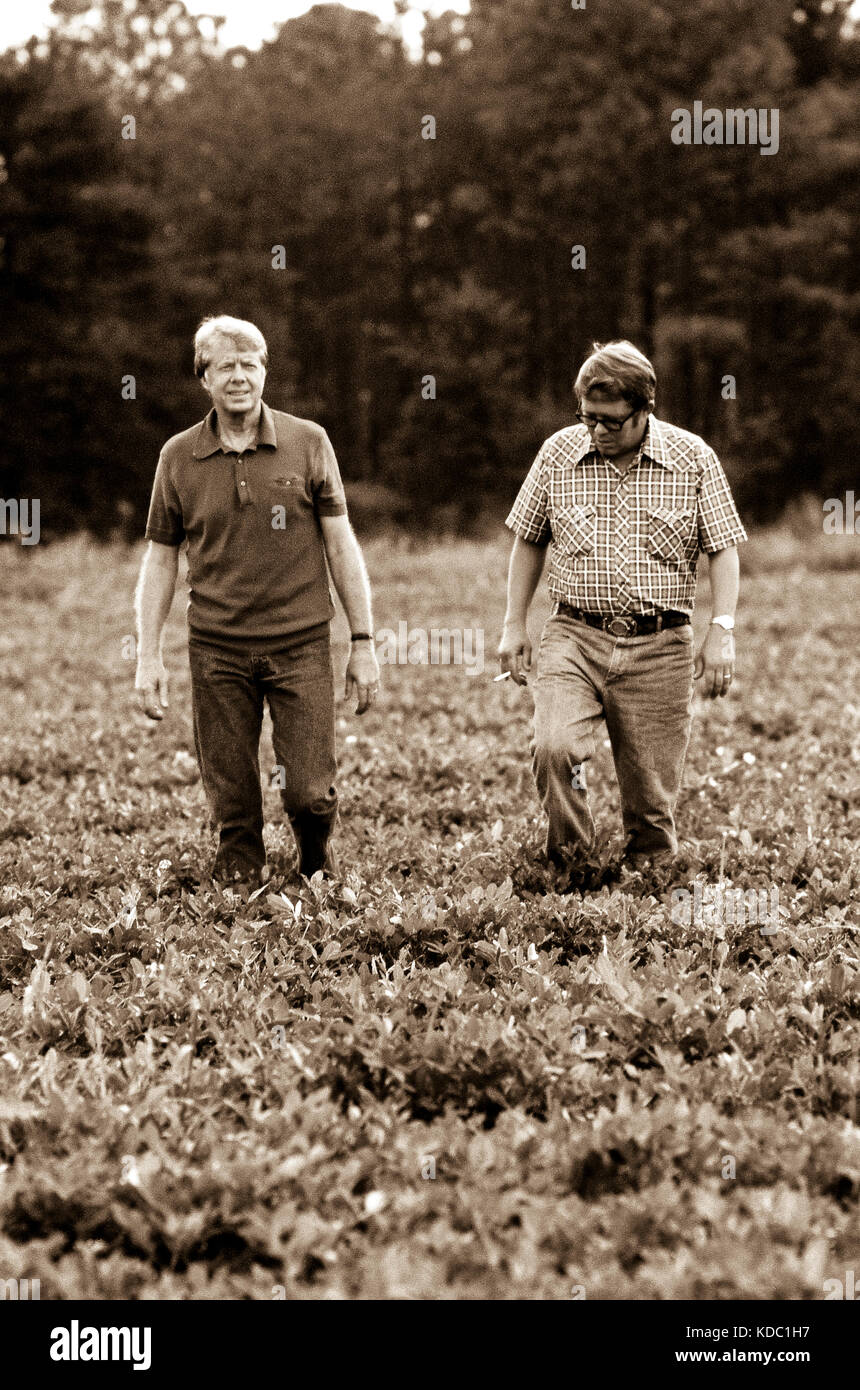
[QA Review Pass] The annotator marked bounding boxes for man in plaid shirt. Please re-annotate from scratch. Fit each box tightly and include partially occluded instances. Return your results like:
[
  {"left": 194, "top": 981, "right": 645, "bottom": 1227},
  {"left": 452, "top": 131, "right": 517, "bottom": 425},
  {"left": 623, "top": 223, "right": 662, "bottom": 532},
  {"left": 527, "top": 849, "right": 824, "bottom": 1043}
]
[{"left": 499, "top": 340, "right": 747, "bottom": 881}]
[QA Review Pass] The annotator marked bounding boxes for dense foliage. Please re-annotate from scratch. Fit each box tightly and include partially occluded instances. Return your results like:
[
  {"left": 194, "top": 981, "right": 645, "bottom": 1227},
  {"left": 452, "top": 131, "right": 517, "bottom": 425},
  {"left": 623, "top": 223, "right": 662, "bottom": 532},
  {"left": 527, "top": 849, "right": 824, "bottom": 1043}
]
[
  {"left": 0, "top": 535, "right": 857, "bottom": 1297},
  {"left": 1, "top": 1, "right": 858, "bottom": 536}
]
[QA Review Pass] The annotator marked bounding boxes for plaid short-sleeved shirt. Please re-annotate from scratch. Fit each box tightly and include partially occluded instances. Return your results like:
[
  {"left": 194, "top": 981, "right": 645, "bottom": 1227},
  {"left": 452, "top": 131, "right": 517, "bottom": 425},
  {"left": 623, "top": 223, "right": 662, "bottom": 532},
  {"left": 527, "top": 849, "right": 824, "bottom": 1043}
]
[{"left": 505, "top": 415, "right": 747, "bottom": 617}]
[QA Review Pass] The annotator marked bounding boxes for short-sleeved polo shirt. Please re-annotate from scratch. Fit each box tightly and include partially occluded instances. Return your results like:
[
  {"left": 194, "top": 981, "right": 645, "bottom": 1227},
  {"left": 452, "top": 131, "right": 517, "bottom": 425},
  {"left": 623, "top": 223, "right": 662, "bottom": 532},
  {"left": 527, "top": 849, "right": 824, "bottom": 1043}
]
[{"left": 145, "top": 403, "right": 348, "bottom": 643}]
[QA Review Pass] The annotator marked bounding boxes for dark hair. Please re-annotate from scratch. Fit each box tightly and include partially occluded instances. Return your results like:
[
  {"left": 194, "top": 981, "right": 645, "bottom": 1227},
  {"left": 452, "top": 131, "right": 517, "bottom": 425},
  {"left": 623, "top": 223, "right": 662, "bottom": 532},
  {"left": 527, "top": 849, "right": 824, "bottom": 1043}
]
[{"left": 575, "top": 340, "right": 656, "bottom": 411}]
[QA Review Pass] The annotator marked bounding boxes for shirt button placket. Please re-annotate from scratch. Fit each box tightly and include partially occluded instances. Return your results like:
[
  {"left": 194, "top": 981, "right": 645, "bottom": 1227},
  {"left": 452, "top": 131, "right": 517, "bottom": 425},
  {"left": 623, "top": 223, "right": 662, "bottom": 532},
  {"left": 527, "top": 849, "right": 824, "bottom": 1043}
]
[
  {"left": 615, "top": 479, "right": 631, "bottom": 603},
  {"left": 237, "top": 454, "right": 251, "bottom": 507}
]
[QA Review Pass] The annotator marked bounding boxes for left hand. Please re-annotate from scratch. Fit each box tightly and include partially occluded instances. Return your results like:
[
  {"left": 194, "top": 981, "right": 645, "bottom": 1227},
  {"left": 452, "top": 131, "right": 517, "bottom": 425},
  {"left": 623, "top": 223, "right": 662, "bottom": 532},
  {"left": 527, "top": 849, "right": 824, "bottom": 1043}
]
[
  {"left": 694, "top": 626, "right": 735, "bottom": 699},
  {"left": 345, "top": 642, "right": 380, "bottom": 715}
]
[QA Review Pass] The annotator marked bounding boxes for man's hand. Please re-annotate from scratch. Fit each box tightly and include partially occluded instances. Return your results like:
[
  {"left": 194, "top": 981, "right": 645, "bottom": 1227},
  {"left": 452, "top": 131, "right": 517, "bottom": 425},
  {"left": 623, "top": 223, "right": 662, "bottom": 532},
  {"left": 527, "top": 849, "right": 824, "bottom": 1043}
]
[
  {"left": 345, "top": 642, "right": 380, "bottom": 715},
  {"left": 694, "top": 626, "right": 735, "bottom": 699},
  {"left": 136, "top": 656, "right": 169, "bottom": 720},
  {"left": 498, "top": 621, "right": 532, "bottom": 686}
]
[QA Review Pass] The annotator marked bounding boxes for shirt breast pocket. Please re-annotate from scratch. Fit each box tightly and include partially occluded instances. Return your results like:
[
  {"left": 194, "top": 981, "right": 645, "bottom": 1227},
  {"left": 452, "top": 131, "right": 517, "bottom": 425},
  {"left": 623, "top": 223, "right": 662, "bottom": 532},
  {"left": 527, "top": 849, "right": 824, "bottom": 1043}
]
[
  {"left": 554, "top": 504, "right": 596, "bottom": 560},
  {"left": 647, "top": 505, "right": 694, "bottom": 567},
  {"left": 263, "top": 474, "right": 307, "bottom": 519}
]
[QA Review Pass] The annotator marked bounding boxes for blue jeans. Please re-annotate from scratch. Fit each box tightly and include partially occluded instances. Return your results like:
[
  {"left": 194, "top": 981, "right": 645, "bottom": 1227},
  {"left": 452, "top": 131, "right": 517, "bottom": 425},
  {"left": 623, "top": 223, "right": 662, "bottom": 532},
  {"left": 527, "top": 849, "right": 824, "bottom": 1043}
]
[
  {"left": 188, "top": 628, "right": 338, "bottom": 880},
  {"left": 531, "top": 611, "right": 695, "bottom": 863}
]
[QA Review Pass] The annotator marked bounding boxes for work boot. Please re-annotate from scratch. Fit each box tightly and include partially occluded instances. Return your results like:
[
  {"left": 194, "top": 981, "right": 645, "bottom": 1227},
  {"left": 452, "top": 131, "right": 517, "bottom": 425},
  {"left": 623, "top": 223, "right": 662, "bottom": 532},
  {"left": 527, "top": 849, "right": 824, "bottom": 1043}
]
[{"left": 290, "top": 811, "right": 339, "bottom": 880}]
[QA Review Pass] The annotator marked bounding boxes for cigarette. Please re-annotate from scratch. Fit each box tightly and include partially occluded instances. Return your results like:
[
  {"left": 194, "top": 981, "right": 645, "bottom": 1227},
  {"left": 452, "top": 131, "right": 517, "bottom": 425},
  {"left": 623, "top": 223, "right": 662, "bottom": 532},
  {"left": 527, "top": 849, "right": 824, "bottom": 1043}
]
[{"left": 494, "top": 671, "right": 512, "bottom": 682}]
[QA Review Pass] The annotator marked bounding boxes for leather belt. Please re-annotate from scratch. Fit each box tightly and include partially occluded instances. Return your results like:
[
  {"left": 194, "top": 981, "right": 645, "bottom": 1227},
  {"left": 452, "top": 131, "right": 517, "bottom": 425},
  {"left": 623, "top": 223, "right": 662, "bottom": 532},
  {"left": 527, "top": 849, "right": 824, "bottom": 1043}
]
[{"left": 558, "top": 604, "right": 690, "bottom": 637}]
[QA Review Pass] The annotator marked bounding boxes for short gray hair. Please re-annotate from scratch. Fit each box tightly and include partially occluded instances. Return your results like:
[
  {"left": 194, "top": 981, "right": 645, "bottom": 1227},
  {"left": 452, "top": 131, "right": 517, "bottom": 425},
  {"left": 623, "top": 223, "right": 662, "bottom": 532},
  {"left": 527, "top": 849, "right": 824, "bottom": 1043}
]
[
  {"left": 194, "top": 315, "right": 268, "bottom": 378},
  {"left": 575, "top": 340, "right": 656, "bottom": 411}
]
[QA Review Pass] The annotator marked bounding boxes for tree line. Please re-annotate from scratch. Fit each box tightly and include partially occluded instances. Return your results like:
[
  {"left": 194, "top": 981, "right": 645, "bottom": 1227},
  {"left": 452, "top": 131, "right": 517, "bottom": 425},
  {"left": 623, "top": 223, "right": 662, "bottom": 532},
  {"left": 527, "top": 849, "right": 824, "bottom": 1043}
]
[{"left": 1, "top": 0, "right": 858, "bottom": 539}]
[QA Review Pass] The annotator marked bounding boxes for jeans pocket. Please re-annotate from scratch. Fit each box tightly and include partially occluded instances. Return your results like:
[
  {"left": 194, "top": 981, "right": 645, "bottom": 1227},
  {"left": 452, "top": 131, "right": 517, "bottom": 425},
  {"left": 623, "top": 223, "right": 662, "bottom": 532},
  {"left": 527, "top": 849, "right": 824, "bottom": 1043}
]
[
  {"left": 268, "top": 633, "right": 333, "bottom": 683},
  {"left": 188, "top": 640, "right": 218, "bottom": 680}
]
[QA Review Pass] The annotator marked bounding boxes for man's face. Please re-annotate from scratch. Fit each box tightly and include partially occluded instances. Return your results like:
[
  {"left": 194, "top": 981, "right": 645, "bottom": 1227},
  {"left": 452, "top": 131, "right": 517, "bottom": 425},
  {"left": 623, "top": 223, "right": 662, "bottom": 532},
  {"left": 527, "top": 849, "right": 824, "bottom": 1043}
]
[
  {"left": 578, "top": 392, "right": 649, "bottom": 458},
  {"left": 202, "top": 337, "right": 267, "bottom": 419}
]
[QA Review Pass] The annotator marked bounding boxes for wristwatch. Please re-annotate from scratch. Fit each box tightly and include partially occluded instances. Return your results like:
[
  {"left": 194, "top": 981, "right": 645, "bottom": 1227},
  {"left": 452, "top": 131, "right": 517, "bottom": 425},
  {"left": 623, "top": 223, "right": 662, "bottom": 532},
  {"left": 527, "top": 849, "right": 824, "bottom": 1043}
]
[{"left": 710, "top": 615, "right": 735, "bottom": 631}]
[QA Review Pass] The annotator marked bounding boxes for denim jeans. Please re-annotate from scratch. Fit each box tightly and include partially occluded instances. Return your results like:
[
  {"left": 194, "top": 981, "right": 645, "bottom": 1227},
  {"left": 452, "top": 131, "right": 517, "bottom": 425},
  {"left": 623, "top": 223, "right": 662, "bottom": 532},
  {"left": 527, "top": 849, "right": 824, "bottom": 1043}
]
[
  {"left": 531, "top": 610, "right": 695, "bottom": 863},
  {"left": 188, "top": 628, "right": 338, "bottom": 880}
]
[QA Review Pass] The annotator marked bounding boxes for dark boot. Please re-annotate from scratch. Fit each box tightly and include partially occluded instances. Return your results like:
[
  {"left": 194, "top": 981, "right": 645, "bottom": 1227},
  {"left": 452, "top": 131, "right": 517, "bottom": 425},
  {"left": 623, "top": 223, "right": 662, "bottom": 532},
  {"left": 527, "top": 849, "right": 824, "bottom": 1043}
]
[{"left": 290, "top": 810, "right": 338, "bottom": 879}]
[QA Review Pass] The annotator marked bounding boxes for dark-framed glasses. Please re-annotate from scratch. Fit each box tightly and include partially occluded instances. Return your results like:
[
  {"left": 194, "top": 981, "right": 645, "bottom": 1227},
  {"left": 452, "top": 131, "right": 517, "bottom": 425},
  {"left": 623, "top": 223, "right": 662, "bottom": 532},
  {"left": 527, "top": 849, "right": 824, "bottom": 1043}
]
[{"left": 575, "top": 406, "right": 639, "bottom": 433}]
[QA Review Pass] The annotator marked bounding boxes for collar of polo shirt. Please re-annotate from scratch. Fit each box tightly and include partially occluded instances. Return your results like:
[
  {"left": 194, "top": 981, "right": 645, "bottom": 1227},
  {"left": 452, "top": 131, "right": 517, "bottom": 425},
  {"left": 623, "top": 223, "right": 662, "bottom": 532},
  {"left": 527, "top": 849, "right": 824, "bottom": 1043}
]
[{"left": 192, "top": 402, "right": 279, "bottom": 458}]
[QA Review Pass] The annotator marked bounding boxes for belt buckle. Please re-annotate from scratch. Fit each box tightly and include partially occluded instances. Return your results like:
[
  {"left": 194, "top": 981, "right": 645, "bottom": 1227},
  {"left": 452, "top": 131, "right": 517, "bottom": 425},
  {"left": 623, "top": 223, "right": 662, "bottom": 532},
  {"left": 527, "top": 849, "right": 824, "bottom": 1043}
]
[{"left": 607, "top": 616, "right": 636, "bottom": 638}]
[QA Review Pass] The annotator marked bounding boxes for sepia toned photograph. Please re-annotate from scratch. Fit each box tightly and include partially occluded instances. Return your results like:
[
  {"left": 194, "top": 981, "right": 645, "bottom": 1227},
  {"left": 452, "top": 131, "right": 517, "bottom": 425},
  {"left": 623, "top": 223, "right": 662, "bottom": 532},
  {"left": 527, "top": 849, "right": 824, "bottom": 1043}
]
[{"left": 1, "top": 0, "right": 858, "bottom": 1350}]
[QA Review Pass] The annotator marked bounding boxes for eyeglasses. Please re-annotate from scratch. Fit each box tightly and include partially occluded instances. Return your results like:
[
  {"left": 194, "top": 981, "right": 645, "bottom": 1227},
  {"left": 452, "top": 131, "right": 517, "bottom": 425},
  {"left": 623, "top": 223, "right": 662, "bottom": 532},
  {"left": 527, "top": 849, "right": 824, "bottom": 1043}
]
[{"left": 575, "top": 406, "right": 639, "bottom": 433}]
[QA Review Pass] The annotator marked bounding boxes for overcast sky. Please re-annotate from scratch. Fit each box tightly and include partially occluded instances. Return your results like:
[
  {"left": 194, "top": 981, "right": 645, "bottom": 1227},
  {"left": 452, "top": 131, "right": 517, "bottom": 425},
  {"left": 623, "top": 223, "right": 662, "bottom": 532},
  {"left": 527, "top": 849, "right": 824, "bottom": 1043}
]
[{"left": 0, "top": 1, "right": 470, "bottom": 56}]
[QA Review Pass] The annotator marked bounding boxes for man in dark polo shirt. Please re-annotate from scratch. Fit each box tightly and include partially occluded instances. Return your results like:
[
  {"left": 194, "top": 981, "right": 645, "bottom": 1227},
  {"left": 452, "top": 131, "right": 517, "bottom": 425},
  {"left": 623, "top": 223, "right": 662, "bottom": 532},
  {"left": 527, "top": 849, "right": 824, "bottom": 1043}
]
[
  {"left": 499, "top": 340, "right": 747, "bottom": 887},
  {"left": 134, "top": 314, "right": 379, "bottom": 888}
]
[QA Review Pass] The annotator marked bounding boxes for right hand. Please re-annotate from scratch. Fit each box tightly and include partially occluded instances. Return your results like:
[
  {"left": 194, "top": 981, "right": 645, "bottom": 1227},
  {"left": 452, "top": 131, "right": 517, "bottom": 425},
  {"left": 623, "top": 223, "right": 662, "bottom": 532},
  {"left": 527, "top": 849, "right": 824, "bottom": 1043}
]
[
  {"left": 136, "top": 656, "right": 169, "bottom": 720},
  {"left": 498, "top": 621, "right": 532, "bottom": 686}
]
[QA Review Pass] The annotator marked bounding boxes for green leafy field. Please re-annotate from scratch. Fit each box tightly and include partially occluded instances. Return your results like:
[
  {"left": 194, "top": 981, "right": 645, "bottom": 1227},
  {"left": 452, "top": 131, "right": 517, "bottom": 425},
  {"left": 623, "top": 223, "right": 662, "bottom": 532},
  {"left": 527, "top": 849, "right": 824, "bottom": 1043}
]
[{"left": 0, "top": 535, "right": 858, "bottom": 1299}]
